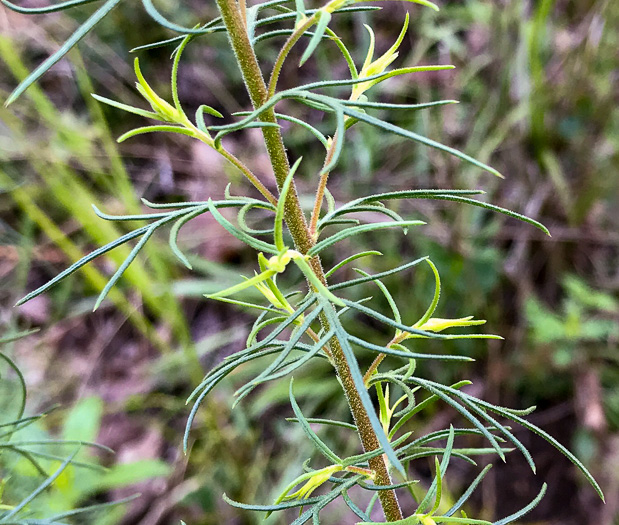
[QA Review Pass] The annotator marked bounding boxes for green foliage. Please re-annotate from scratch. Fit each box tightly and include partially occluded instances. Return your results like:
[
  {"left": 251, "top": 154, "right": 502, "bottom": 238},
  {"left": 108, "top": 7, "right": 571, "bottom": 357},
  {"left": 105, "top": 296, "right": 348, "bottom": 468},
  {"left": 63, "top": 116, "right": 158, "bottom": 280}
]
[
  {"left": 0, "top": 332, "right": 170, "bottom": 524},
  {"left": 4, "top": 0, "right": 605, "bottom": 523},
  {"left": 525, "top": 276, "right": 619, "bottom": 430}
]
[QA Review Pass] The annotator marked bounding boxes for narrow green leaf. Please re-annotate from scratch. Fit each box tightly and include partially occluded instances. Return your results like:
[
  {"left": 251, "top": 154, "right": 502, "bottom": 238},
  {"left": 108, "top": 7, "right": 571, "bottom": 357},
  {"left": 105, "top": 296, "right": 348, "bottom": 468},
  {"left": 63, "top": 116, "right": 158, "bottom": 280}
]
[
  {"left": 184, "top": 343, "right": 307, "bottom": 452},
  {"left": 5, "top": 0, "right": 123, "bottom": 106},
  {"left": 342, "top": 107, "right": 503, "bottom": 178},
  {"left": 207, "top": 199, "right": 279, "bottom": 254},
  {"left": 92, "top": 93, "right": 160, "bottom": 120},
  {"left": 141, "top": 0, "right": 205, "bottom": 34},
  {"left": 274, "top": 158, "right": 302, "bottom": 250},
  {"left": 291, "top": 477, "right": 361, "bottom": 525},
  {"left": 286, "top": 417, "right": 356, "bottom": 430},
  {"left": 337, "top": 191, "right": 548, "bottom": 236},
  {"left": 235, "top": 110, "right": 327, "bottom": 146},
  {"left": 330, "top": 256, "right": 427, "bottom": 291},
  {"left": 0, "top": 352, "right": 26, "bottom": 422},
  {"left": 493, "top": 484, "right": 547, "bottom": 525},
  {"left": 360, "top": 0, "right": 439, "bottom": 12},
  {"left": 171, "top": 34, "right": 194, "bottom": 115},
  {"left": 223, "top": 492, "right": 323, "bottom": 512},
  {"left": 117, "top": 125, "right": 195, "bottom": 142},
  {"left": 341, "top": 432, "right": 412, "bottom": 468},
  {"left": 299, "top": 11, "right": 332, "bottom": 66},
  {"left": 341, "top": 99, "right": 458, "bottom": 110},
  {"left": 320, "top": 297, "right": 406, "bottom": 476},
  {"left": 290, "top": 379, "right": 342, "bottom": 463},
  {"left": 234, "top": 307, "right": 324, "bottom": 401},
  {"left": 0, "top": 0, "right": 100, "bottom": 13},
  {"left": 445, "top": 464, "right": 492, "bottom": 517},
  {"left": 342, "top": 299, "right": 446, "bottom": 339},
  {"left": 94, "top": 226, "right": 157, "bottom": 311},
  {"left": 169, "top": 206, "right": 209, "bottom": 269},
  {"left": 469, "top": 394, "right": 604, "bottom": 501},
  {"left": 343, "top": 491, "right": 371, "bottom": 521},
  {"left": 15, "top": 224, "right": 152, "bottom": 306},
  {"left": 319, "top": 204, "right": 405, "bottom": 231},
  {"left": 325, "top": 250, "right": 382, "bottom": 278},
  {"left": 3, "top": 451, "right": 78, "bottom": 519},
  {"left": 349, "top": 335, "right": 472, "bottom": 362},
  {"left": 354, "top": 269, "right": 401, "bottom": 324},
  {"left": 293, "top": 256, "right": 345, "bottom": 306},
  {"left": 206, "top": 270, "right": 277, "bottom": 301},
  {"left": 416, "top": 425, "right": 453, "bottom": 514},
  {"left": 206, "top": 296, "right": 281, "bottom": 313},
  {"left": 407, "top": 377, "right": 505, "bottom": 461},
  {"left": 196, "top": 104, "right": 223, "bottom": 132},
  {"left": 389, "top": 381, "right": 471, "bottom": 438},
  {"left": 415, "top": 259, "right": 441, "bottom": 327},
  {"left": 254, "top": 330, "right": 333, "bottom": 383},
  {"left": 308, "top": 220, "right": 425, "bottom": 256},
  {"left": 0, "top": 329, "right": 39, "bottom": 345},
  {"left": 91, "top": 204, "right": 167, "bottom": 222}
]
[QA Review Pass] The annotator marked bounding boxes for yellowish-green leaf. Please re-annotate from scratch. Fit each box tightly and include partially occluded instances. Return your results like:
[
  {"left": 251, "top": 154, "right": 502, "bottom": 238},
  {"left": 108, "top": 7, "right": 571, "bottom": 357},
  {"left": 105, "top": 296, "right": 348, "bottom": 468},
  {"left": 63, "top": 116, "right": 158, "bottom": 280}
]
[{"left": 416, "top": 316, "right": 486, "bottom": 333}]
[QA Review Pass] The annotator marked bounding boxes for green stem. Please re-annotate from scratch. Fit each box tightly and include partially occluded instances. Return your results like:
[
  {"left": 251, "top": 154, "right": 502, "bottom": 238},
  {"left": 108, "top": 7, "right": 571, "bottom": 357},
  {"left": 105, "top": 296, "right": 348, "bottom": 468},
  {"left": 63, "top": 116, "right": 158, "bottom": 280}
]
[{"left": 214, "top": 0, "right": 403, "bottom": 520}]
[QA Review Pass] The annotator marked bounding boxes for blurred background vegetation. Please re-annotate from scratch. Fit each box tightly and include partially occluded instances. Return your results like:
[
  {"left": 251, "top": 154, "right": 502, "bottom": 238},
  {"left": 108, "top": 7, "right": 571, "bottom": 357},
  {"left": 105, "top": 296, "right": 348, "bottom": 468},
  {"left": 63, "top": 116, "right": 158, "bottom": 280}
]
[{"left": 0, "top": 0, "right": 617, "bottom": 523}]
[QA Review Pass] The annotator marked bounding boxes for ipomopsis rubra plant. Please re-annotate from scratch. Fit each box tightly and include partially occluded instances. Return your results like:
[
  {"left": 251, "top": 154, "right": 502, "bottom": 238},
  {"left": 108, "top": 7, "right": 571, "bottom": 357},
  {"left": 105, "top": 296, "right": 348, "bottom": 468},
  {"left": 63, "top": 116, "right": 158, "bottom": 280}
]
[{"left": 4, "top": 0, "right": 604, "bottom": 521}]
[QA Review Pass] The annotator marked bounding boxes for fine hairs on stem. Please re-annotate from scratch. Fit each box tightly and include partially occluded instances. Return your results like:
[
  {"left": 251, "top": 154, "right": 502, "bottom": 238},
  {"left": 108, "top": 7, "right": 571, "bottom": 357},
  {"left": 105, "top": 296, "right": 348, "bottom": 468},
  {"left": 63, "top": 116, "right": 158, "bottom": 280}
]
[{"left": 5, "top": 0, "right": 604, "bottom": 523}]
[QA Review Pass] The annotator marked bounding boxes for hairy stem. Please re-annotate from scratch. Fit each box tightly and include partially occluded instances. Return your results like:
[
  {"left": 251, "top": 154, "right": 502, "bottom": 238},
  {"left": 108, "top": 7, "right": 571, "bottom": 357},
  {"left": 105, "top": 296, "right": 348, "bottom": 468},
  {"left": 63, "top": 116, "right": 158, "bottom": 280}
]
[
  {"left": 309, "top": 134, "right": 339, "bottom": 238},
  {"left": 214, "top": 0, "right": 403, "bottom": 520}
]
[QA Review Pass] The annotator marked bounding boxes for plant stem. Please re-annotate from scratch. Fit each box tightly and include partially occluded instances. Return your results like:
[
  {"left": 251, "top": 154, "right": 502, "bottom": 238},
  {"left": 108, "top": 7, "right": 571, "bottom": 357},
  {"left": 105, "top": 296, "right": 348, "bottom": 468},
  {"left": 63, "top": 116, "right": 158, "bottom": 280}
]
[
  {"left": 214, "top": 0, "right": 403, "bottom": 520},
  {"left": 309, "top": 134, "right": 339, "bottom": 239}
]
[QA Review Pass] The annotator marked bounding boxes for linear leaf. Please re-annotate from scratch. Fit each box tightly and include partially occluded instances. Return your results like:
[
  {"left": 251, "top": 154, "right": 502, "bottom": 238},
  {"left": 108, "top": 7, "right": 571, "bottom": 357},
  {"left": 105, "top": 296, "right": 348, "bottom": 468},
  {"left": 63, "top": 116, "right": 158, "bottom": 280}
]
[
  {"left": 445, "top": 464, "right": 492, "bottom": 517},
  {"left": 5, "top": 0, "right": 123, "bottom": 105},
  {"left": 341, "top": 99, "right": 457, "bottom": 110},
  {"left": 92, "top": 94, "right": 160, "bottom": 120},
  {"left": 320, "top": 297, "right": 406, "bottom": 476},
  {"left": 0, "top": 0, "right": 100, "bottom": 13},
  {"left": 141, "top": 0, "right": 205, "bottom": 33},
  {"left": 330, "top": 256, "right": 427, "bottom": 291},
  {"left": 223, "top": 493, "right": 323, "bottom": 512},
  {"left": 407, "top": 378, "right": 505, "bottom": 461},
  {"left": 0, "top": 352, "right": 26, "bottom": 422},
  {"left": 342, "top": 432, "right": 412, "bottom": 468},
  {"left": 274, "top": 158, "right": 302, "bottom": 250},
  {"left": 15, "top": 224, "right": 151, "bottom": 306},
  {"left": 467, "top": 394, "right": 604, "bottom": 501},
  {"left": 308, "top": 220, "right": 424, "bottom": 256},
  {"left": 250, "top": 329, "right": 333, "bottom": 385},
  {"left": 117, "top": 125, "right": 196, "bottom": 142},
  {"left": 93, "top": 225, "right": 157, "bottom": 310},
  {"left": 342, "top": 107, "right": 503, "bottom": 178},
  {"left": 299, "top": 11, "right": 331, "bottom": 66},
  {"left": 3, "top": 451, "right": 77, "bottom": 519},
  {"left": 349, "top": 336, "right": 471, "bottom": 362},
  {"left": 343, "top": 491, "right": 371, "bottom": 521},
  {"left": 493, "top": 484, "right": 547, "bottom": 525},
  {"left": 354, "top": 269, "right": 401, "bottom": 324},
  {"left": 169, "top": 207, "right": 210, "bottom": 269},
  {"left": 286, "top": 417, "right": 356, "bottom": 430},
  {"left": 207, "top": 199, "right": 279, "bottom": 254},
  {"left": 234, "top": 307, "right": 324, "bottom": 401},
  {"left": 290, "top": 379, "right": 341, "bottom": 464},
  {"left": 325, "top": 251, "right": 382, "bottom": 278},
  {"left": 415, "top": 259, "right": 441, "bottom": 327},
  {"left": 416, "top": 426, "right": 454, "bottom": 514}
]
